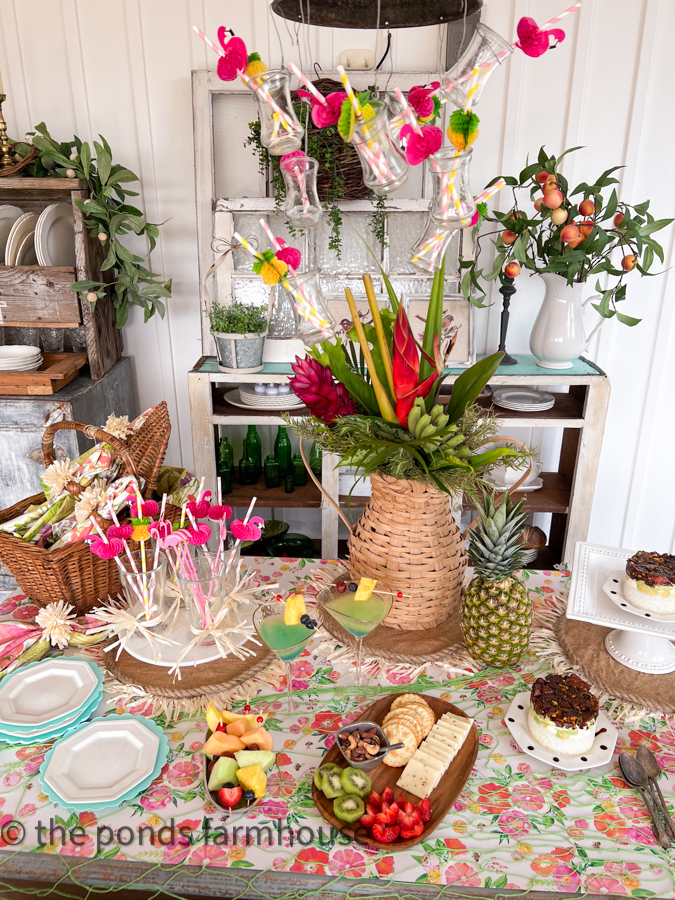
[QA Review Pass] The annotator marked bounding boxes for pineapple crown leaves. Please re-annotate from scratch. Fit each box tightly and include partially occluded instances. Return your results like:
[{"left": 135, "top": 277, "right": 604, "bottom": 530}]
[{"left": 468, "top": 489, "right": 529, "bottom": 579}]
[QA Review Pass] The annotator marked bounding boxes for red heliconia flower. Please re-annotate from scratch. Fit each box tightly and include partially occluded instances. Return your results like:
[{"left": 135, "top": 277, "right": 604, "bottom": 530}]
[
  {"left": 289, "top": 355, "right": 356, "bottom": 425},
  {"left": 392, "top": 304, "right": 439, "bottom": 428}
]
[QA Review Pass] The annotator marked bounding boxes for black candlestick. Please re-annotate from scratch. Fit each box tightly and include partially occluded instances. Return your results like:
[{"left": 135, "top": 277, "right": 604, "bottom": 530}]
[{"left": 497, "top": 276, "right": 518, "bottom": 365}]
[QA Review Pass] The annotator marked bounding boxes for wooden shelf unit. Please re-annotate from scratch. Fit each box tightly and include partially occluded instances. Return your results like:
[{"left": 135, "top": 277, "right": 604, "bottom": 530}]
[
  {"left": 0, "top": 177, "right": 122, "bottom": 380},
  {"left": 188, "top": 355, "right": 610, "bottom": 566}
]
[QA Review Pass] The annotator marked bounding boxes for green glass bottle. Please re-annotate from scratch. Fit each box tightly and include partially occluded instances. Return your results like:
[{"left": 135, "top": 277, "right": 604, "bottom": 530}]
[
  {"left": 219, "top": 466, "right": 233, "bottom": 495},
  {"left": 264, "top": 455, "right": 281, "bottom": 489},
  {"left": 292, "top": 452, "right": 307, "bottom": 486},
  {"left": 309, "top": 441, "right": 322, "bottom": 477},
  {"left": 245, "top": 425, "right": 262, "bottom": 477},
  {"left": 284, "top": 473, "right": 295, "bottom": 493},
  {"left": 217, "top": 435, "right": 234, "bottom": 474},
  {"left": 274, "top": 425, "right": 292, "bottom": 477},
  {"left": 238, "top": 444, "right": 257, "bottom": 486}
]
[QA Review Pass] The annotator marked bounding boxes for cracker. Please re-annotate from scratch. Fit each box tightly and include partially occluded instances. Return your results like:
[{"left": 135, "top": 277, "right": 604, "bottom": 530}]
[
  {"left": 402, "top": 702, "right": 435, "bottom": 735},
  {"left": 382, "top": 722, "right": 417, "bottom": 767},
  {"left": 390, "top": 693, "right": 431, "bottom": 711},
  {"left": 383, "top": 709, "right": 423, "bottom": 743}
]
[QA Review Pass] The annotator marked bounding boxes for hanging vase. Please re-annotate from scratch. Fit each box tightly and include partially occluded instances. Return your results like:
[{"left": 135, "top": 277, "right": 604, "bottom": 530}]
[
  {"left": 440, "top": 23, "right": 514, "bottom": 108},
  {"left": 429, "top": 148, "right": 475, "bottom": 227},
  {"left": 351, "top": 107, "right": 408, "bottom": 196},
  {"left": 283, "top": 269, "right": 336, "bottom": 345},
  {"left": 409, "top": 216, "right": 459, "bottom": 273},
  {"left": 529, "top": 273, "right": 603, "bottom": 369},
  {"left": 248, "top": 69, "right": 304, "bottom": 155},
  {"left": 281, "top": 156, "right": 322, "bottom": 228}
]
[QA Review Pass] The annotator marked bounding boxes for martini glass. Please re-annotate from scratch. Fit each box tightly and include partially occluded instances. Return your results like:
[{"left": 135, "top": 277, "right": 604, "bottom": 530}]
[
  {"left": 318, "top": 587, "right": 393, "bottom": 686},
  {"left": 253, "top": 601, "right": 323, "bottom": 713}
]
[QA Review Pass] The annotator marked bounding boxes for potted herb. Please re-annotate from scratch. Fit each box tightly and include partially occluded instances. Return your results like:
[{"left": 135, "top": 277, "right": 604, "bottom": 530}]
[
  {"left": 461, "top": 147, "right": 673, "bottom": 368},
  {"left": 209, "top": 301, "right": 268, "bottom": 373}
]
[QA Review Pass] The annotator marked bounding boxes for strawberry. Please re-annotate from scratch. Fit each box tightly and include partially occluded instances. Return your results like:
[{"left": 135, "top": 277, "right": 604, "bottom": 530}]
[
  {"left": 365, "top": 802, "right": 379, "bottom": 818},
  {"left": 397, "top": 794, "right": 406, "bottom": 805},
  {"left": 367, "top": 791, "right": 382, "bottom": 810},
  {"left": 380, "top": 786, "right": 394, "bottom": 805},
  {"left": 360, "top": 810, "right": 377, "bottom": 829},
  {"left": 417, "top": 797, "right": 432, "bottom": 823},
  {"left": 217, "top": 785, "right": 243, "bottom": 808},
  {"left": 400, "top": 820, "right": 424, "bottom": 840},
  {"left": 376, "top": 801, "right": 399, "bottom": 826},
  {"left": 371, "top": 823, "right": 399, "bottom": 843},
  {"left": 398, "top": 805, "right": 421, "bottom": 829}
]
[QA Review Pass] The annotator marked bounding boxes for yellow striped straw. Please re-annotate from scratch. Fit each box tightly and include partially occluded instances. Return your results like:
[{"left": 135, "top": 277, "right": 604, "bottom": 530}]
[
  {"left": 464, "top": 65, "right": 482, "bottom": 111},
  {"left": 337, "top": 65, "right": 363, "bottom": 123}
]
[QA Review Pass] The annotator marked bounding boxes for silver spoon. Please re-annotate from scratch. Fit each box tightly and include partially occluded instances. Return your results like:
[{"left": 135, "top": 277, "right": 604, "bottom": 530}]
[
  {"left": 375, "top": 742, "right": 405, "bottom": 758},
  {"left": 619, "top": 752, "right": 671, "bottom": 850},
  {"left": 636, "top": 746, "right": 675, "bottom": 841}
]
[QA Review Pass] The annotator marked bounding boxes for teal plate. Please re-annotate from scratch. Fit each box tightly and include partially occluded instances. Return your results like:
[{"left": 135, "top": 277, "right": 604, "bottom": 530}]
[
  {"left": 0, "top": 686, "right": 103, "bottom": 746},
  {"left": 38, "top": 714, "right": 169, "bottom": 814}
]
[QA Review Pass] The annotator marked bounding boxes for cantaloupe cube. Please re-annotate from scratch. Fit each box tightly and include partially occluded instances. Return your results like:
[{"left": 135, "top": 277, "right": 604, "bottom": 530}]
[
  {"left": 226, "top": 719, "right": 253, "bottom": 737},
  {"left": 203, "top": 731, "right": 246, "bottom": 755},
  {"left": 240, "top": 727, "right": 273, "bottom": 752}
]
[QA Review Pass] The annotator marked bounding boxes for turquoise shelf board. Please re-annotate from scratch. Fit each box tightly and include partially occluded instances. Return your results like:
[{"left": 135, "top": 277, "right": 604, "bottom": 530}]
[{"left": 196, "top": 355, "right": 605, "bottom": 378}]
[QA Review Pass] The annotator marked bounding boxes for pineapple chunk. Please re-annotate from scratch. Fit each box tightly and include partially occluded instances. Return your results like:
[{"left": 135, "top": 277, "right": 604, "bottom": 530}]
[
  {"left": 284, "top": 593, "right": 307, "bottom": 625},
  {"left": 236, "top": 764, "right": 267, "bottom": 799},
  {"left": 354, "top": 577, "right": 377, "bottom": 602}
]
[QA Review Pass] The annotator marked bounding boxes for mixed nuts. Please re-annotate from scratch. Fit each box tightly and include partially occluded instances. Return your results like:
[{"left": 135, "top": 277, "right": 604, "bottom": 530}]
[{"left": 338, "top": 727, "right": 382, "bottom": 762}]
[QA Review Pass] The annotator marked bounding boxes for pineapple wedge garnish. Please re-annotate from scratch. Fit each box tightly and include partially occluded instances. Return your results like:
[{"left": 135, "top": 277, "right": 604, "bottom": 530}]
[
  {"left": 354, "top": 577, "right": 377, "bottom": 602},
  {"left": 284, "top": 593, "right": 307, "bottom": 625}
]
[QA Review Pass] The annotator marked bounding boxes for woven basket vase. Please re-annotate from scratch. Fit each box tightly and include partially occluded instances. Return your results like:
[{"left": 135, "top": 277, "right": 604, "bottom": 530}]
[{"left": 347, "top": 474, "right": 467, "bottom": 631}]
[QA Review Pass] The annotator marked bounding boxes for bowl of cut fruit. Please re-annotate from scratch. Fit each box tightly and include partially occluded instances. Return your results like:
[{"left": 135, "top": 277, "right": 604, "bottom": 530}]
[{"left": 203, "top": 700, "right": 277, "bottom": 816}]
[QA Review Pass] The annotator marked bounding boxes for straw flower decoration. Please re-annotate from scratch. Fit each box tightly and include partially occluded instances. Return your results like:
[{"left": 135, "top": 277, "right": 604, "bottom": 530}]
[
  {"left": 86, "top": 602, "right": 177, "bottom": 661},
  {"left": 75, "top": 481, "right": 109, "bottom": 524},
  {"left": 104, "top": 412, "right": 131, "bottom": 440},
  {"left": 253, "top": 250, "right": 288, "bottom": 286},
  {"left": 42, "top": 459, "right": 77, "bottom": 497},
  {"left": 131, "top": 517, "right": 152, "bottom": 543},
  {"left": 35, "top": 600, "right": 77, "bottom": 649}
]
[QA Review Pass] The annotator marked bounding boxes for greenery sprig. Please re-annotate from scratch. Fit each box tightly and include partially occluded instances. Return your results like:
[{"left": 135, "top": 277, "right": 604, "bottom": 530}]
[
  {"left": 461, "top": 147, "right": 672, "bottom": 326},
  {"left": 15, "top": 123, "right": 171, "bottom": 328},
  {"left": 208, "top": 300, "right": 267, "bottom": 335}
]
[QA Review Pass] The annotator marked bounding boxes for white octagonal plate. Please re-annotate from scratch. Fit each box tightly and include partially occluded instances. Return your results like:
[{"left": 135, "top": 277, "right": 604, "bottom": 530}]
[
  {"left": 44, "top": 718, "right": 160, "bottom": 804},
  {"left": 0, "top": 659, "right": 99, "bottom": 727},
  {"left": 505, "top": 691, "right": 618, "bottom": 772}
]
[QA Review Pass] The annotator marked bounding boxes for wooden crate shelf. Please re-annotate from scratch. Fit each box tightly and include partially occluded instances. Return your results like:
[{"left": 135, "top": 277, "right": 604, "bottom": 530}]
[
  {"left": 0, "top": 177, "right": 122, "bottom": 379},
  {"left": 221, "top": 474, "right": 322, "bottom": 508},
  {"left": 473, "top": 392, "right": 585, "bottom": 427}
]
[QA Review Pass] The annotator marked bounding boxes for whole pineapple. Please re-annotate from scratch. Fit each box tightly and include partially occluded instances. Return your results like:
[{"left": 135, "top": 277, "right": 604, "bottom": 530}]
[{"left": 462, "top": 490, "right": 531, "bottom": 667}]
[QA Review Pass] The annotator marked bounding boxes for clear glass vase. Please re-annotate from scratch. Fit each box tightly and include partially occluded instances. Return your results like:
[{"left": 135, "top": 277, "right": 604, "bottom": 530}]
[
  {"left": 268, "top": 285, "right": 299, "bottom": 339},
  {"left": 409, "top": 217, "right": 460, "bottom": 273},
  {"left": 440, "top": 23, "right": 513, "bottom": 108},
  {"left": 281, "top": 156, "right": 322, "bottom": 228},
  {"left": 284, "top": 269, "right": 336, "bottom": 345},
  {"left": 177, "top": 555, "right": 228, "bottom": 631},
  {"left": 351, "top": 107, "right": 408, "bottom": 195},
  {"left": 429, "top": 148, "right": 476, "bottom": 227},
  {"left": 118, "top": 549, "right": 167, "bottom": 622},
  {"left": 247, "top": 69, "right": 303, "bottom": 156}
]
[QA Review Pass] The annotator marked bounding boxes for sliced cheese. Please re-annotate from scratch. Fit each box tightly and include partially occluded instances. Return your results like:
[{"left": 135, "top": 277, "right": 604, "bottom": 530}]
[
  {"left": 412, "top": 748, "right": 446, "bottom": 772},
  {"left": 440, "top": 712, "right": 472, "bottom": 731},
  {"left": 425, "top": 736, "right": 459, "bottom": 758},
  {"left": 432, "top": 723, "right": 467, "bottom": 743},
  {"left": 396, "top": 758, "right": 437, "bottom": 799}
]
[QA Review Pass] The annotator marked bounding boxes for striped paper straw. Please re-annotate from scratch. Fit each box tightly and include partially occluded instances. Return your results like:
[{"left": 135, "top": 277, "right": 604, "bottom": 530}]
[
  {"left": 336, "top": 65, "right": 363, "bottom": 123},
  {"left": 394, "top": 88, "right": 423, "bottom": 136},
  {"left": 288, "top": 62, "right": 327, "bottom": 105},
  {"left": 474, "top": 178, "right": 506, "bottom": 205}
]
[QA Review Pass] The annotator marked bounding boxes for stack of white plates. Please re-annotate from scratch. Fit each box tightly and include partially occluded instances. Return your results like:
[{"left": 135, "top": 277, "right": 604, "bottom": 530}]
[
  {"left": 0, "top": 346, "right": 43, "bottom": 371},
  {"left": 492, "top": 388, "right": 555, "bottom": 412},
  {"left": 0, "top": 205, "right": 24, "bottom": 263},
  {"left": 35, "top": 202, "right": 76, "bottom": 266},
  {"left": 224, "top": 384, "right": 305, "bottom": 411},
  {"left": 5, "top": 211, "right": 39, "bottom": 265}
]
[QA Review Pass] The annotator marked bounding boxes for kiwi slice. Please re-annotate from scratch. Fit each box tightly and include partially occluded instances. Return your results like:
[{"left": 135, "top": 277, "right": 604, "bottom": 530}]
[
  {"left": 333, "top": 794, "right": 365, "bottom": 823},
  {"left": 313, "top": 763, "right": 341, "bottom": 790},
  {"left": 340, "top": 766, "right": 372, "bottom": 799},
  {"left": 322, "top": 769, "right": 346, "bottom": 799}
]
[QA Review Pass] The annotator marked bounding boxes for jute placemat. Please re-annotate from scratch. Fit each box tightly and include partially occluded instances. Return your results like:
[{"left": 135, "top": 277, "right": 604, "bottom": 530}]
[
  {"left": 554, "top": 615, "right": 675, "bottom": 715},
  {"left": 104, "top": 641, "right": 277, "bottom": 698}
]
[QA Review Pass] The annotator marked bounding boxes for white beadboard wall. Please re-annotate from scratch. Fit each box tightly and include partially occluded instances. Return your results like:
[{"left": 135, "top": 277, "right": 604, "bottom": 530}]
[{"left": 0, "top": 0, "right": 673, "bottom": 554}]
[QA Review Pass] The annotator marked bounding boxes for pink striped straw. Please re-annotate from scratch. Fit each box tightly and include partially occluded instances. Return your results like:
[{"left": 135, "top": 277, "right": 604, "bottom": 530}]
[
  {"left": 288, "top": 63, "right": 327, "bottom": 105},
  {"left": 394, "top": 88, "right": 424, "bottom": 137}
]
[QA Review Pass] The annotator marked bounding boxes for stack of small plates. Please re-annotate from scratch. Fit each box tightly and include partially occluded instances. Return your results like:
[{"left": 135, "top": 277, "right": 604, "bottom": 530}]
[
  {"left": 0, "top": 346, "right": 43, "bottom": 372},
  {"left": 224, "top": 384, "right": 305, "bottom": 411},
  {"left": 39, "top": 714, "right": 169, "bottom": 812},
  {"left": 4, "top": 211, "right": 39, "bottom": 265},
  {"left": 492, "top": 388, "right": 555, "bottom": 412},
  {"left": 0, "top": 659, "right": 104, "bottom": 746},
  {"left": 0, "top": 205, "right": 24, "bottom": 262}
]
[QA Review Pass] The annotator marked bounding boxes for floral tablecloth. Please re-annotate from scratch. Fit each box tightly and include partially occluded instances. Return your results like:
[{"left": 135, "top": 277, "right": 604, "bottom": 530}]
[{"left": 0, "top": 558, "right": 674, "bottom": 897}]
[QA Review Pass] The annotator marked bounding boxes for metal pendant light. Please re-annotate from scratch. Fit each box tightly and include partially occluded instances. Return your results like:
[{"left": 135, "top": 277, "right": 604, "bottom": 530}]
[{"left": 270, "top": 0, "right": 482, "bottom": 30}]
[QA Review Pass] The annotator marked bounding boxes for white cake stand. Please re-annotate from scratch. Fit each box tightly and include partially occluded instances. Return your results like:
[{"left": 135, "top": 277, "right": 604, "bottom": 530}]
[{"left": 567, "top": 542, "right": 675, "bottom": 674}]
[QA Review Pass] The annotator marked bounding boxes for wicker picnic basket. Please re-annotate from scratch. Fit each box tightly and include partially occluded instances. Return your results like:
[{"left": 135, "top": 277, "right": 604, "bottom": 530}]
[{"left": 0, "top": 401, "right": 178, "bottom": 613}]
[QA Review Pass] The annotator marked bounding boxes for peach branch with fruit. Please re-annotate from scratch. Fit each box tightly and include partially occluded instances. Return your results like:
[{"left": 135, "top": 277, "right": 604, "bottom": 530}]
[{"left": 460, "top": 146, "right": 673, "bottom": 326}]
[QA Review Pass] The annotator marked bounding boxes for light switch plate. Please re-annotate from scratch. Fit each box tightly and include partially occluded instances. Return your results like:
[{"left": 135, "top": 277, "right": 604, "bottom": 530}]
[{"left": 339, "top": 49, "right": 375, "bottom": 71}]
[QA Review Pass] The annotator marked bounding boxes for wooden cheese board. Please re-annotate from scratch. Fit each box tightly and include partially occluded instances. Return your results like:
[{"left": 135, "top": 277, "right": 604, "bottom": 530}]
[
  {"left": 311, "top": 693, "right": 478, "bottom": 850},
  {"left": 0, "top": 352, "right": 88, "bottom": 395}
]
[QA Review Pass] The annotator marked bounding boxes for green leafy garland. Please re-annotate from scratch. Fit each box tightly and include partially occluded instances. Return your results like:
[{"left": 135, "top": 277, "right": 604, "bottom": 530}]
[{"left": 13, "top": 123, "right": 171, "bottom": 328}]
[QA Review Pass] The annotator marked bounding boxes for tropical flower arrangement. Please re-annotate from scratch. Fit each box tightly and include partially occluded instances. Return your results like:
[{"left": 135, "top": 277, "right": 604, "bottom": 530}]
[
  {"left": 287, "top": 260, "right": 528, "bottom": 496},
  {"left": 461, "top": 147, "right": 673, "bottom": 325}
]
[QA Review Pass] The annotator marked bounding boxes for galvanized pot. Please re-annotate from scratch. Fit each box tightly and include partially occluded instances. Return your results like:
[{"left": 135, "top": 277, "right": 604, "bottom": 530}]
[{"left": 214, "top": 332, "right": 267, "bottom": 374}]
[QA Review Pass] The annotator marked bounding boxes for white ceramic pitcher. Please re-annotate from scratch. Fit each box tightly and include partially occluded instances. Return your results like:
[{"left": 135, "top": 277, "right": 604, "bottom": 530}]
[{"left": 529, "top": 272, "right": 602, "bottom": 369}]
